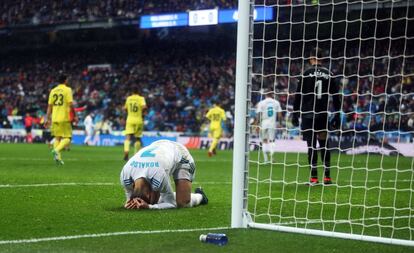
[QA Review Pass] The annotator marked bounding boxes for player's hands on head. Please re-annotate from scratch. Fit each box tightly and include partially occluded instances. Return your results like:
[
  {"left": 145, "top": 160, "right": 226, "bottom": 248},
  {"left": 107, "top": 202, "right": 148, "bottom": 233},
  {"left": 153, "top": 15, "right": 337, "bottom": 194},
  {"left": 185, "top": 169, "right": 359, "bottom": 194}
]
[
  {"left": 124, "top": 198, "right": 149, "bottom": 210},
  {"left": 135, "top": 198, "right": 149, "bottom": 209},
  {"left": 124, "top": 198, "right": 138, "bottom": 209}
]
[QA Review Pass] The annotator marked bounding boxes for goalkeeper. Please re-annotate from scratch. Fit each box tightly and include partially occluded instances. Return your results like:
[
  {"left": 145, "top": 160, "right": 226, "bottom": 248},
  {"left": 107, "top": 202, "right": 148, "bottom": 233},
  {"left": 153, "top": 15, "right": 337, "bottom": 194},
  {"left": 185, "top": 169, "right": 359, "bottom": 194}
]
[
  {"left": 120, "top": 140, "right": 208, "bottom": 210},
  {"left": 292, "top": 48, "right": 342, "bottom": 185}
]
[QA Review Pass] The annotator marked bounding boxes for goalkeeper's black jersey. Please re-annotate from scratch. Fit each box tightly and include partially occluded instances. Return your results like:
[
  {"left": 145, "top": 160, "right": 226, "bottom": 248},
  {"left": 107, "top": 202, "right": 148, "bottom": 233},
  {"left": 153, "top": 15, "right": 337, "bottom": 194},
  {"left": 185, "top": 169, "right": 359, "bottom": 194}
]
[{"left": 294, "top": 64, "right": 341, "bottom": 118}]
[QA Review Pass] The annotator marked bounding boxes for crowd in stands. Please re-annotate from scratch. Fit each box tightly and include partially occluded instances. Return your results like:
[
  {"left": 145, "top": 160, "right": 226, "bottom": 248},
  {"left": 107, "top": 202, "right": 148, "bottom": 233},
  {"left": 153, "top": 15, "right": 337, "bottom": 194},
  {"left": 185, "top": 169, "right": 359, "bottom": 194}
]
[
  {"left": 0, "top": 0, "right": 316, "bottom": 28},
  {"left": 0, "top": 0, "right": 238, "bottom": 27},
  {"left": 0, "top": 41, "right": 236, "bottom": 135},
  {"left": 251, "top": 40, "right": 414, "bottom": 135},
  {"left": 0, "top": 39, "right": 413, "bottom": 137}
]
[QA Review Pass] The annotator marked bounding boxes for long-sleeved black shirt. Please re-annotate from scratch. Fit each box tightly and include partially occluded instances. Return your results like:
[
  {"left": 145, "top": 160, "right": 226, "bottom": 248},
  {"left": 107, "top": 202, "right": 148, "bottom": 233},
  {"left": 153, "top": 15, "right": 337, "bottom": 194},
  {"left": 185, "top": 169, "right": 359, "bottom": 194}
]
[{"left": 294, "top": 64, "right": 341, "bottom": 118}]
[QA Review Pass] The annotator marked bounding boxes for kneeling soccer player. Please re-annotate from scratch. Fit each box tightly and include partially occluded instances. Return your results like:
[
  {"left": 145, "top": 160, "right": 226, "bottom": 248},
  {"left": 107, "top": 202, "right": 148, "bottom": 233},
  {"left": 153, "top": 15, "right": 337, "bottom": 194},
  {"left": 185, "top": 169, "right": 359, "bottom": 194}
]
[{"left": 120, "top": 140, "right": 208, "bottom": 209}]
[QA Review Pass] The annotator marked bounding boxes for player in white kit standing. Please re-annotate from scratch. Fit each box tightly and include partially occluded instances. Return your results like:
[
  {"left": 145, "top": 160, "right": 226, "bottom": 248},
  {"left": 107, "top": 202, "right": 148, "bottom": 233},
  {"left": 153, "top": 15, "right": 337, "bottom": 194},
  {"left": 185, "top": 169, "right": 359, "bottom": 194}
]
[
  {"left": 83, "top": 112, "right": 95, "bottom": 145},
  {"left": 120, "top": 140, "right": 208, "bottom": 209},
  {"left": 255, "top": 91, "right": 282, "bottom": 163}
]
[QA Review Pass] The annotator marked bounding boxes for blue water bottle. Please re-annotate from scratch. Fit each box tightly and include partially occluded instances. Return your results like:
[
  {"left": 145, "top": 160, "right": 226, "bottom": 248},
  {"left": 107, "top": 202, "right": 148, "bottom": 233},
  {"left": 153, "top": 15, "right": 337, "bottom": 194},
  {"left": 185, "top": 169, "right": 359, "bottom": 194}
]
[{"left": 199, "top": 233, "right": 228, "bottom": 246}]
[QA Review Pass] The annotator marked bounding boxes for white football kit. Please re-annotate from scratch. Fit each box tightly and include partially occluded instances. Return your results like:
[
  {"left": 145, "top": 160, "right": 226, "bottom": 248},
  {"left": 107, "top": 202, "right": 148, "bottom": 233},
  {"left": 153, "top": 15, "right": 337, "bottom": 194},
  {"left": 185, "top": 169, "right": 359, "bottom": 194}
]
[
  {"left": 256, "top": 97, "right": 282, "bottom": 141},
  {"left": 83, "top": 114, "right": 94, "bottom": 145},
  {"left": 120, "top": 140, "right": 196, "bottom": 209}
]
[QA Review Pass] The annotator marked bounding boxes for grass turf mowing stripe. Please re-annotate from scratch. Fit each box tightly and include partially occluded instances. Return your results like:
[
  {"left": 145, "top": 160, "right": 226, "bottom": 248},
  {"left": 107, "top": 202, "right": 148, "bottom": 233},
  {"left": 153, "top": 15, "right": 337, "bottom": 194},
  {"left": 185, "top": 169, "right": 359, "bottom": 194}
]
[
  {"left": 0, "top": 179, "right": 410, "bottom": 188},
  {"left": 0, "top": 227, "right": 230, "bottom": 245},
  {"left": 0, "top": 182, "right": 115, "bottom": 188},
  {"left": 0, "top": 157, "right": 233, "bottom": 162},
  {"left": 0, "top": 181, "right": 233, "bottom": 188},
  {"left": 0, "top": 157, "right": 79, "bottom": 161}
]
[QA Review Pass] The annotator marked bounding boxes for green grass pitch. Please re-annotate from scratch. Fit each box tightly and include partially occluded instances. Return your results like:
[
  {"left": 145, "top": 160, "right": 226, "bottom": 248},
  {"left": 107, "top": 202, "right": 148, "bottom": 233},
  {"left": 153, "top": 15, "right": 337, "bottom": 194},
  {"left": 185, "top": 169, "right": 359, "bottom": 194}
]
[{"left": 0, "top": 143, "right": 412, "bottom": 252}]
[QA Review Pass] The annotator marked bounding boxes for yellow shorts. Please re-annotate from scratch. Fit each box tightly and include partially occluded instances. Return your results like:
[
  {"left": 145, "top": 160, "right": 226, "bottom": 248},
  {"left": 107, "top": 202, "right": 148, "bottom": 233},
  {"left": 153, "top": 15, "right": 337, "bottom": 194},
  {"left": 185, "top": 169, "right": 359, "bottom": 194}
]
[
  {"left": 125, "top": 122, "right": 143, "bottom": 137},
  {"left": 208, "top": 126, "right": 222, "bottom": 139},
  {"left": 52, "top": 122, "right": 72, "bottom": 138}
]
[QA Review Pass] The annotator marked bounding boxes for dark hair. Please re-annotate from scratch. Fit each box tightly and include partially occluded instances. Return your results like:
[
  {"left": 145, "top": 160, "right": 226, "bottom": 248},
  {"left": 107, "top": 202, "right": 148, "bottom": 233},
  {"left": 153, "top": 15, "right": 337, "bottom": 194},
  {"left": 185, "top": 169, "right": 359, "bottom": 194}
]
[
  {"left": 262, "top": 88, "right": 272, "bottom": 95},
  {"left": 57, "top": 74, "right": 67, "bottom": 84},
  {"left": 131, "top": 85, "right": 140, "bottom": 93},
  {"left": 309, "top": 47, "right": 324, "bottom": 59},
  {"left": 265, "top": 91, "right": 274, "bottom": 97},
  {"left": 212, "top": 98, "right": 220, "bottom": 106}
]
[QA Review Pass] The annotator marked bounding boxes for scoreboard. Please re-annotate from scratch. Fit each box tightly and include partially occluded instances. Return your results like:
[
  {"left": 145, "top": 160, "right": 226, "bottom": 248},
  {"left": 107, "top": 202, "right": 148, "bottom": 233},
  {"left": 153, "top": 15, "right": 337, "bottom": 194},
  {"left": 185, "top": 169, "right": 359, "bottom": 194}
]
[{"left": 140, "top": 7, "right": 274, "bottom": 29}]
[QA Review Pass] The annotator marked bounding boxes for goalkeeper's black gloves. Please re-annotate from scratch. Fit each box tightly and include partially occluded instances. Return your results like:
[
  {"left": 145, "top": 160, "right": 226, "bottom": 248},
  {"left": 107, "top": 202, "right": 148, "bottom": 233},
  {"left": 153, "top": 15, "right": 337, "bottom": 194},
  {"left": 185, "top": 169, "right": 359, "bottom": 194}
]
[
  {"left": 331, "top": 113, "right": 341, "bottom": 130},
  {"left": 292, "top": 113, "right": 299, "bottom": 127}
]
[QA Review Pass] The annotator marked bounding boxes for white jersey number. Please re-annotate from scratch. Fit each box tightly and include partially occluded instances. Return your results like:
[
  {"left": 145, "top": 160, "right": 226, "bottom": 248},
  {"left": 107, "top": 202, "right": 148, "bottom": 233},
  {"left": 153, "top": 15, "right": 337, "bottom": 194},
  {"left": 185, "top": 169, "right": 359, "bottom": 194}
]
[{"left": 315, "top": 80, "right": 322, "bottom": 99}]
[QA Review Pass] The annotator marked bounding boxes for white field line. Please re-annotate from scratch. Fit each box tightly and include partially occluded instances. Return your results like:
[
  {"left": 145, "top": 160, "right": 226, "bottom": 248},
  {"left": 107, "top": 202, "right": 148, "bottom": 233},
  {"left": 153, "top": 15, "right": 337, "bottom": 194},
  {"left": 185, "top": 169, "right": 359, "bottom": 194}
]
[
  {"left": 250, "top": 179, "right": 414, "bottom": 184},
  {"left": 0, "top": 157, "right": 79, "bottom": 161},
  {"left": 0, "top": 182, "right": 115, "bottom": 188},
  {"left": 276, "top": 215, "right": 413, "bottom": 226},
  {"left": 0, "top": 226, "right": 230, "bottom": 245},
  {"left": 0, "top": 179, "right": 411, "bottom": 189},
  {"left": 0, "top": 181, "right": 233, "bottom": 188},
  {"left": 1, "top": 215, "right": 412, "bottom": 245}
]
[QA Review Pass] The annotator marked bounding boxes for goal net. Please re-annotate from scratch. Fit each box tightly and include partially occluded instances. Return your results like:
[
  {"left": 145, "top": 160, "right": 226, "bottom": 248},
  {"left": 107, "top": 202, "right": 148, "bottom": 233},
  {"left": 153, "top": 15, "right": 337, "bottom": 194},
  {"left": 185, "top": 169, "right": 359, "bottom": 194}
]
[{"left": 232, "top": 0, "right": 414, "bottom": 247}]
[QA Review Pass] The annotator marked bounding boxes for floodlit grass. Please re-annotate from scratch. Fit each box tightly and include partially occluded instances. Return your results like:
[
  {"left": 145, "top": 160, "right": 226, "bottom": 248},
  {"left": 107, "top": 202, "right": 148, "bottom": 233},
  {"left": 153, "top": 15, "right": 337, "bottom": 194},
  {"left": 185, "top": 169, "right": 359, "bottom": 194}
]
[
  {"left": 0, "top": 143, "right": 412, "bottom": 252},
  {"left": 248, "top": 151, "right": 414, "bottom": 239}
]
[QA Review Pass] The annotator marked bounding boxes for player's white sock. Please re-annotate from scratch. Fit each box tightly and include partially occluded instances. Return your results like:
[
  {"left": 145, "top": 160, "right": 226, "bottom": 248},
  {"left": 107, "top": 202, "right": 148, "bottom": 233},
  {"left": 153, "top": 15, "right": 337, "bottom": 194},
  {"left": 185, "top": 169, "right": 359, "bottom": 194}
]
[
  {"left": 262, "top": 143, "right": 268, "bottom": 162},
  {"left": 84, "top": 135, "right": 91, "bottom": 145},
  {"left": 188, "top": 193, "right": 203, "bottom": 207},
  {"left": 269, "top": 142, "right": 274, "bottom": 162}
]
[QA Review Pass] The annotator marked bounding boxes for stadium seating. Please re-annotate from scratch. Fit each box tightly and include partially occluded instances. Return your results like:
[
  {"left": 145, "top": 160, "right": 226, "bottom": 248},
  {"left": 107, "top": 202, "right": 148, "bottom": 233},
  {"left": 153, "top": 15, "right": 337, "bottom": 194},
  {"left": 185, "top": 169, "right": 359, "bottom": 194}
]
[
  {"left": 0, "top": 42, "right": 236, "bottom": 134},
  {"left": 1, "top": 40, "right": 413, "bottom": 134},
  {"left": 0, "top": 3, "right": 413, "bottom": 135},
  {"left": 0, "top": 0, "right": 238, "bottom": 27}
]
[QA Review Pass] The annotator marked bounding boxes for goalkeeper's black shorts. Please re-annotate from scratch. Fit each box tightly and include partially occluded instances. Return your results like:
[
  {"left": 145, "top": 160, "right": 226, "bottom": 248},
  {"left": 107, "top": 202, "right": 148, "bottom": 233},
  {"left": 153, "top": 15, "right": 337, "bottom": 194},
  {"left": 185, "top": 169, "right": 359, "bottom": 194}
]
[{"left": 301, "top": 113, "right": 329, "bottom": 140}]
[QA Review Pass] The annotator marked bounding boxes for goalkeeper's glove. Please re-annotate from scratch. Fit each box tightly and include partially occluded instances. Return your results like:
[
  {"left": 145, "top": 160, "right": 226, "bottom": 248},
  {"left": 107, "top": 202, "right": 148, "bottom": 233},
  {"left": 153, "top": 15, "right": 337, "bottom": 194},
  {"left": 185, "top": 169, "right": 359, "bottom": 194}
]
[
  {"left": 292, "top": 114, "right": 299, "bottom": 127},
  {"left": 331, "top": 113, "right": 341, "bottom": 130}
]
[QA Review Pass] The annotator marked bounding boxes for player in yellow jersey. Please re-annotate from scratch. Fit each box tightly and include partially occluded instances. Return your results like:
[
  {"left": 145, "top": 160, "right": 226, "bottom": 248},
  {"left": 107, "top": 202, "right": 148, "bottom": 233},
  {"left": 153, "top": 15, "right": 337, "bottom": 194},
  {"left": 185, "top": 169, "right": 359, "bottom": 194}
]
[
  {"left": 205, "top": 100, "right": 226, "bottom": 157},
  {"left": 123, "top": 85, "right": 147, "bottom": 161},
  {"left": 44, "top": 74, "right": 78, "bottom": 165}
]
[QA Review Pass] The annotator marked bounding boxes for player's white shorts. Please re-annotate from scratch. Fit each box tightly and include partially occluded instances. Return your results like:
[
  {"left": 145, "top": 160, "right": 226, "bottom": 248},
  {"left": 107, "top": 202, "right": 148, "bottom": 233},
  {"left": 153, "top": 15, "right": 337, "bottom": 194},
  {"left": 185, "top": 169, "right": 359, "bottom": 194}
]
[
  {"left": 173, "top": 161, "right": 195, "bottom": 182},
  {"left": 173, "top": 142, "right": 196, "bottom": 182},
  {"left": 85, "top": 127, "right": 94, "bottom": 136},
  {"left": 260, "top": 127, "right": 276, "bottom": 142}
]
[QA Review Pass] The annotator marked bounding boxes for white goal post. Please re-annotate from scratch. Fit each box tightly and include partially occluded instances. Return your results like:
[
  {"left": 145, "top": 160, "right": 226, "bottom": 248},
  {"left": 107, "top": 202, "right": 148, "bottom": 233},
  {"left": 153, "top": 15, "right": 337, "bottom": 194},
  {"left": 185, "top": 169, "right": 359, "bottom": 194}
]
[{"left": 232, "top": 0, "right": 414, "bottom": 247}]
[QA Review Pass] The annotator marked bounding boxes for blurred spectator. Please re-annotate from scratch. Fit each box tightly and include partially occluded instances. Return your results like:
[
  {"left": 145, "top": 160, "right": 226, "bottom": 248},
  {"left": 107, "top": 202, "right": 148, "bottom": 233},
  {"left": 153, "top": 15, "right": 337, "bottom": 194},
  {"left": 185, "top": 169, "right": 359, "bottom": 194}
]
[
  {"left": 0, "top": 0, "right": 238, "bottom": 27},
  {"left": 0, "top": 38, "right": 413, "bottom": 136},
  {"left": 24, "top": 112, "right": 36, "bottom": 143}
]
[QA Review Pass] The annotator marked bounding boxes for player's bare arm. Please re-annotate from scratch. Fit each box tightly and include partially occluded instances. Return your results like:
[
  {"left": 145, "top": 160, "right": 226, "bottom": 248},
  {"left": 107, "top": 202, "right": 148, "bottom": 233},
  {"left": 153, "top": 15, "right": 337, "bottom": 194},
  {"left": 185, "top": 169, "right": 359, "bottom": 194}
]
[
  {"left": 142, "top": 105, "right": 148, "bottom": 117},
  {"left": 70, "top": 102, "right": 78, "bottom": 124},
  {"left": 278, "top": 112, "right": 283, "bottom": 127},
  {"left": 44, "top": 104, "right": 53, "bottom": 128}
]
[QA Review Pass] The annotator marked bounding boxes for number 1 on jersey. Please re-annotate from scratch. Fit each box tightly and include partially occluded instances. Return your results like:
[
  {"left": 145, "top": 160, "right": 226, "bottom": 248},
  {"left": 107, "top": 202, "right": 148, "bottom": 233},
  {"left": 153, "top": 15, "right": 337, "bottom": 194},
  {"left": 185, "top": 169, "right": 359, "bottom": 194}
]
[{"left": 315, "top": 80, "right": 322, "bottom": 99}]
